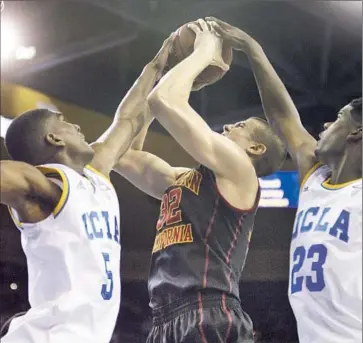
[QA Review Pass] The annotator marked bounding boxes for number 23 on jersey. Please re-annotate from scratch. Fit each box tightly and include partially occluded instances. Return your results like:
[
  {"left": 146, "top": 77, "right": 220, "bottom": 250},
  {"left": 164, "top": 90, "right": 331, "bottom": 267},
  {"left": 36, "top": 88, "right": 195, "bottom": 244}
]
[{"left": 291, "top": 244, "right": 328, "bottom": 294}]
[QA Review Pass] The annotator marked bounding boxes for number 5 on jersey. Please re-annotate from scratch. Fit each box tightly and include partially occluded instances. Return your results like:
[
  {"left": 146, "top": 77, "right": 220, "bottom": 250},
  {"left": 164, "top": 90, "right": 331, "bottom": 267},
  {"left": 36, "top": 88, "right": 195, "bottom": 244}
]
[
  {"left": 101, "top": 252, "right": 113, "bottom": 300},
  {"left": 291, "top": 244, "right": 328, "bottom": 294}
]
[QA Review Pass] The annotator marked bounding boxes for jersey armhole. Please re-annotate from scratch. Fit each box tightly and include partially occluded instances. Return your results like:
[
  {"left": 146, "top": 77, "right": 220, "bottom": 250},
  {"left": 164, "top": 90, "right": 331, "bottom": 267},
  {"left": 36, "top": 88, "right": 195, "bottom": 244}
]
[
  {"left": 209, "top": 163, "right": 261, "bottom": 213},
  {"left": 36, "top": 166, "right": 70, "bottom": 218},
  {"left": 300, "top": 163, "right": 324, "bottom": 191},
  {"left": 8, "top": 206, "right": 23, "bottom": 229},
  {"left": 8, "top": 167, "right": 70, "bottom": 229}
]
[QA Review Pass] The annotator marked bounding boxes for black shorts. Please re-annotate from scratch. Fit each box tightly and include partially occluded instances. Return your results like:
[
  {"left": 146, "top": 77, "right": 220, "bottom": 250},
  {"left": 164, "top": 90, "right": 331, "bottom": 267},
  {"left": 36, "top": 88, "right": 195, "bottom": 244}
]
[{"left": 147, "top": 292, "right": 254, "bottom": 343}]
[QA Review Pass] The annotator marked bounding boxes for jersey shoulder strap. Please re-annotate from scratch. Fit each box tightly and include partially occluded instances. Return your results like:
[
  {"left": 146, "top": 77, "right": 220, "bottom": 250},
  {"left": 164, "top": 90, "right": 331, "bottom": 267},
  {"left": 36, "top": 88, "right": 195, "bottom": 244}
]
[
  {"left": 300, "top": 163, "right": 330, "bottom": 189},
  {"left": 84, "top": 164, "right": 115, "bottom": 191}
]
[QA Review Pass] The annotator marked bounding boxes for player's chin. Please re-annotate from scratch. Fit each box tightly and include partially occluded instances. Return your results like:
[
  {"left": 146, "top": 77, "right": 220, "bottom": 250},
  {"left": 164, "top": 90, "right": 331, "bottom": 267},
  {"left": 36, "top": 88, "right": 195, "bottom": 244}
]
[
  {"left": 82, "top": 142, "right": 94, "bottom": 154},
  {"left": 314, "top": 143, "right": 328, "bottom": 163}
]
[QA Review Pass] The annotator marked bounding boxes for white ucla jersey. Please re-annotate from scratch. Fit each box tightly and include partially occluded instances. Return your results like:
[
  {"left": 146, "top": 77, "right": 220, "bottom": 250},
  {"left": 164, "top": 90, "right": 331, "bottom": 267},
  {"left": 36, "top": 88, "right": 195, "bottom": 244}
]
[
  {"left": 4, "top": 163, "right": 121, "bottom": 343},
  {"left": 289, "top": 164, "right": 362, "bottom": 343}
]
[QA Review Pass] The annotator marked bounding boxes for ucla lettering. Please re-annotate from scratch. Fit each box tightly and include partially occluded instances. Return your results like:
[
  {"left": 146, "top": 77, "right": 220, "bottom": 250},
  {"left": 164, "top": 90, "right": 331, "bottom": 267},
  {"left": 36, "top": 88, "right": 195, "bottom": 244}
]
[
  {"left": 113, "top": 215, "right": 120, "bottom": 244},
  {"left": 82, "top": 211, "right": 120, "bottom": 245},
  {"left": 292, "top": 207, "right": 350, "bottom": 243},
  {"left": 329, "top": 210, "right": 350, "bottom": 243},
  {"left": 102, "top": 211, "right": 112, "bottom": 240},
  {"left": 90, "top": 211, "right": 104, "bottom": 238},
  {"left": 315, "top": 208, "right": 331, "bottom": 232},
  {"left": 300, "top": 207, "right": 319, "bottom": 233}
]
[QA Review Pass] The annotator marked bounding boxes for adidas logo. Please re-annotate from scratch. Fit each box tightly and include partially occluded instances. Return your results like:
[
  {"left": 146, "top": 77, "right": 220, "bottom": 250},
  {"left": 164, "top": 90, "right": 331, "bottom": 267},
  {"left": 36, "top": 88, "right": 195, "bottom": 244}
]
[
  {"left": 303, "top": 186, "right": 309, "bottom": 192},
  {"left": 77, "top": 181, "right": 86, "bottom": 190}
]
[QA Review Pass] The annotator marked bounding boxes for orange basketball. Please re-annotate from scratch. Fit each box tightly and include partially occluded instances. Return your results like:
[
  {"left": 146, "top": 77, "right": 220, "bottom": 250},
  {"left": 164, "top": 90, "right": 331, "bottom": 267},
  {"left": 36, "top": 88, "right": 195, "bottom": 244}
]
[{"left": 166, "top": 22, "right": 233, "bottom": 90}]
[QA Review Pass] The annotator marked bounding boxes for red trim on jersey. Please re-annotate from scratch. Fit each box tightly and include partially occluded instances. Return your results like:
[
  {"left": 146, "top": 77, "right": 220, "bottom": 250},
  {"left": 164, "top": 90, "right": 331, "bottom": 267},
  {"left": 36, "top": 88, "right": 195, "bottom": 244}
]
[
  {"left": 214, "top": 177, "right": 261, "bottom": 213},
  {"left": 202, "top": 197, "right": 220, "bottom": 288},
  {"left": 198, "top": 292, "right": 209, "bottom": 343},
  {"left": 221, "top": 293, "right": 233, "bottom": 342},
  {"left": 226, "top": 215, "right": 245, "bottom": 292}
]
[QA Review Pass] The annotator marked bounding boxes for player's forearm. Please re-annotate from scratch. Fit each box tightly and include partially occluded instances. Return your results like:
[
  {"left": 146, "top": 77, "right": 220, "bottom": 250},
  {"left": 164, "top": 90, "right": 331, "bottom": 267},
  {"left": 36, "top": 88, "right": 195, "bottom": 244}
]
[
  {"left": 93, "top": 64, "right": 159, "bottom": 163},
  {"left": 112, "top": 64, "right": 159, "bottom": 151},
  {"left": 243, "top": 40, "right": 303, "bottom": 130},
  {"left": 150, "top": 49, "right": 211, "bottom": 103},
  {"left": 147, "top": 49, "right": 214, "bottom": 151},
  {"left": 113, "top": 63, "right": 160, "bottom": 124},
  {"left": 129, "top": 110, "right": 155, "bottom": 151}
]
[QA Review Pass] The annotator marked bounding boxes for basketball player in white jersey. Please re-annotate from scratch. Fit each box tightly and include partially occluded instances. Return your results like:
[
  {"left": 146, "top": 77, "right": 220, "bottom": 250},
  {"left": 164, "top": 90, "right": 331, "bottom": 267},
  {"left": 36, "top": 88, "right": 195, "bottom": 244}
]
[
  {"left": 209, "top": 17, "right": 362, "bottom": 343},
  {"left": 0, "top": 35, "right": 173, "bottom": 343}
]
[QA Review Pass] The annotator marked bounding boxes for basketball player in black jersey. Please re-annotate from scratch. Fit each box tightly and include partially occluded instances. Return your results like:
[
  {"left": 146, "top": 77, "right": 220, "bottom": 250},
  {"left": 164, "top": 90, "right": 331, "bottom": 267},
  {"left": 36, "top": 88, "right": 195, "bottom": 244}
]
[{"left": 114, "top": 20, "right": 286, "bottom": 342}]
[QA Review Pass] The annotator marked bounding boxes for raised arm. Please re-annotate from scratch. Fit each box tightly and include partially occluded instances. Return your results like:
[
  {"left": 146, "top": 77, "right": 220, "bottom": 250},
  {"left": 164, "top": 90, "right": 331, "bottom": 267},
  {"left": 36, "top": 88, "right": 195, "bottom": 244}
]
[
  {"left": 147, "top": 21, "right": 257, "bottom": 186},
  {"left": 114, "top": 149, "right": 189, "bottom": 200},
  {"left": 89, "top": 34, "right": 174, "bottom": 177},
  {"left": 113, "top": 104, "right": 189, "bottom": 200},
  {"left": 208, "top": 17, "right": 318, "bottom": 183},
  {"left": 0, "top": 160, "right": 61, "bottom": 222}
]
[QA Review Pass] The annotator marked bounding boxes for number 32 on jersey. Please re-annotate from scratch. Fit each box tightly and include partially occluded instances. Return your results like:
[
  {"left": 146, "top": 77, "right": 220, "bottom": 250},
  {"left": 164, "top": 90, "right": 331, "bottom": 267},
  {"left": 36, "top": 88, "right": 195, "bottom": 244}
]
[{"left": 291, "top": 244, "right": 328, "bottom": 294}]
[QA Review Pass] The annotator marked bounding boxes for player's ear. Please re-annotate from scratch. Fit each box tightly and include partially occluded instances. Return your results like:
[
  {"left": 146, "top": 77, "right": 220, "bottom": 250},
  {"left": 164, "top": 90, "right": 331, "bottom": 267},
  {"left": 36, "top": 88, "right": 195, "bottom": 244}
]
[
  {"left": 347, "top": 127, "right": 362, "bottom": 142},
  {"left": 247, "top": 142, "right": 266, "bottom": 156},
  {"left": 45, "top": 133, "right": 66, "bottom": 147}
]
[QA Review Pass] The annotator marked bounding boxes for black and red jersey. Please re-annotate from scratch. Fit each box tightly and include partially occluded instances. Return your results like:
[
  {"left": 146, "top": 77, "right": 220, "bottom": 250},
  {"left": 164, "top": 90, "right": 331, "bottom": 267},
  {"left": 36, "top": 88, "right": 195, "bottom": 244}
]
[{"left": 148, "top": 165, "right": 260, "bottom": 309}]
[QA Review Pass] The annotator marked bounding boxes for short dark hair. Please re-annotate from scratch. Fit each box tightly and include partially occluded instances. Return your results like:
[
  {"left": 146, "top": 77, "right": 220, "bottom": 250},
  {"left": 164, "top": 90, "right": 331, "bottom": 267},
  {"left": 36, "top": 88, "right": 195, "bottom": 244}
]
[
  {"left": 350, "top": 97, "right": 362, "bottom": 125},
  {"left": 250, "top": 118, "right": 287, "bottom": 177},
  {"left": 5, "top": 109, "right": 54, "bottom": 165}
]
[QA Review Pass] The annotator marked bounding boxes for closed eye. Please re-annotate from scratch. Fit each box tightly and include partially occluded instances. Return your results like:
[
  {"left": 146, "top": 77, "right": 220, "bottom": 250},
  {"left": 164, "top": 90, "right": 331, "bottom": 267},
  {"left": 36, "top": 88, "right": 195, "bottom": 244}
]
[{"left": 337, "top": 112, "right": 344, "bottom": 120}]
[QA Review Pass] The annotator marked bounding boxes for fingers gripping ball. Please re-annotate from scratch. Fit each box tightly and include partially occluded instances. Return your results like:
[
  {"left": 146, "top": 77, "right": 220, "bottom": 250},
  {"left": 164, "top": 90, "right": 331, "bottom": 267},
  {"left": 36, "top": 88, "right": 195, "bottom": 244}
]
[{"left": 166, "top": 21, "right": 233, "bottom": 90}]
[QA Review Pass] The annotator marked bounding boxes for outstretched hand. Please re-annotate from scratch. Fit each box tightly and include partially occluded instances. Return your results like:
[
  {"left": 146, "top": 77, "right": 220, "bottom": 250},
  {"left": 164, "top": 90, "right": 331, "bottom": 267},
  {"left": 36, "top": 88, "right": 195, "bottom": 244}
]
[
  {"left": 150, "top": 32, "right": 177, "bottom": 80},
  {"left": 205, "top": 17, "right": 254, "bottom": 51},
  {"left": 187, "top": 19, "right": 230, "bottom": 72}
]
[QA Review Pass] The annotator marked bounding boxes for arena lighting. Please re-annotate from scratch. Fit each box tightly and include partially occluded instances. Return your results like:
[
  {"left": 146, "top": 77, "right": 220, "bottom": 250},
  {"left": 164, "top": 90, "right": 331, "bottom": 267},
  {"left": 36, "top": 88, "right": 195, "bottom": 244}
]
[
  {"left": 1, "top": 20, "right": 36, "bottom": 61},
  {"left": 15, "top": 45, "right": 36, "bottom": 60},
  {"left": 1, "top": 21, "right": 19, "bottom": 60},
  {"left": 0, "top": 115, "right": 13, "bottom": 138},
  {"left": 10, "top": 283, "right": 18, "bottom": 291}
]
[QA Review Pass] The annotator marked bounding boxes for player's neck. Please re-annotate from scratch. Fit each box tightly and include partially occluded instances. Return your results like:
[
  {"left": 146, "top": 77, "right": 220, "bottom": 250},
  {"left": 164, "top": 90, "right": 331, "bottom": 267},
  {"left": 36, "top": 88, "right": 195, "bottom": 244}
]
[
  {"left": 328, "top": 153, "right": 362, "bottom": 185},
  {"left": 51, "top": 155, "right": 87, "bottom": 176}
]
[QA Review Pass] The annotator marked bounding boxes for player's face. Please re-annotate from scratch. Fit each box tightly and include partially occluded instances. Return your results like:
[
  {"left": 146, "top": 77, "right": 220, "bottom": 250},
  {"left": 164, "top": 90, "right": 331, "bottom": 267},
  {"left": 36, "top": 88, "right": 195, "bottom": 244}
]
[
  {"left": 222, "top": 118, "right": 263, "bottom": 148},
  {"left": 315, "top": 104, "right": 357, "bottom": 162},
  {"left": 49, "top": 112, "right": 94, "bottom": 160}
]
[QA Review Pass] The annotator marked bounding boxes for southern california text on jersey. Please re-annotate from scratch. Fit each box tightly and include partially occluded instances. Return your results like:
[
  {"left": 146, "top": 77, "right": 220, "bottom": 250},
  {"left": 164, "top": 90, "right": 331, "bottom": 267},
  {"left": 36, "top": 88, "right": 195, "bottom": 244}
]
[{"left": 148, "top": 165, "right": 258, "bottom": 309}]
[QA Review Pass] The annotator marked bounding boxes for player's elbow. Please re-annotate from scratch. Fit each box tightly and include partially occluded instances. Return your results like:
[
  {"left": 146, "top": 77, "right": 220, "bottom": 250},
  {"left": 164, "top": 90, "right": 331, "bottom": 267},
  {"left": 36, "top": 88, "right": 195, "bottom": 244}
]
[
  {"left": 147, "top": 88, "right": 169, "bottom": 112},
  {"left": 148, "top": 86, "right": 185, "bottom": 113}
]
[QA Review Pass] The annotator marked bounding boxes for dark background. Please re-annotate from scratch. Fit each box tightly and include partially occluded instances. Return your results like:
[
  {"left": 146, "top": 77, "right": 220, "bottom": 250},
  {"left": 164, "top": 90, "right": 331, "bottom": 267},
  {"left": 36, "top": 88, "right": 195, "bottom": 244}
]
[{"left": 0, "top": 1, "right": 362, "bottom": 342}]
